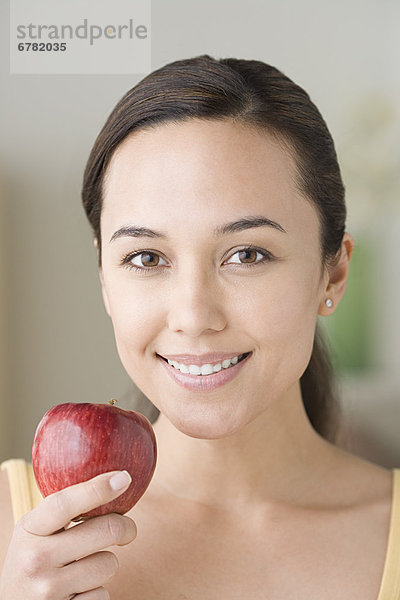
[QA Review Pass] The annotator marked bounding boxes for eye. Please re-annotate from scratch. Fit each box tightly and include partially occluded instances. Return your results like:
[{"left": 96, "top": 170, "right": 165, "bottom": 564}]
[
  {"left": 225, "top": 247, "right": 273, "bottom": 266},
  {"left": 121, "top": 251, "right": 168, "bottom": 271}
]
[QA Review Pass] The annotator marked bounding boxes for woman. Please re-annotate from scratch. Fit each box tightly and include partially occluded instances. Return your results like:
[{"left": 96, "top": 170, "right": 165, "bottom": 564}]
[{"left": 0, "top": 55, "right": 398, "bottom": 599}]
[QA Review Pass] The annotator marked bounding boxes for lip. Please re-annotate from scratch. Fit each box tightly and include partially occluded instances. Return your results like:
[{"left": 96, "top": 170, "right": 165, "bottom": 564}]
[
  {"left": 157, "top": 352, "right": 252, "bottom": 392},
  {"left": 157, "top": 352, "right": 249, "bottom": 366}
]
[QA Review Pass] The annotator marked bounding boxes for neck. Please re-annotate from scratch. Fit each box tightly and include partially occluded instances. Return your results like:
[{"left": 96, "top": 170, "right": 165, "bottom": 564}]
[{"left": 150, "top": 382, "right": 336, "bottom": 512}]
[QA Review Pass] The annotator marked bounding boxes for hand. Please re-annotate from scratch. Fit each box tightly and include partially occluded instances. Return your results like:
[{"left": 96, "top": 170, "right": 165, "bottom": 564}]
[{"left": 0, "top": 470, "right": 137, "bottom": 599}]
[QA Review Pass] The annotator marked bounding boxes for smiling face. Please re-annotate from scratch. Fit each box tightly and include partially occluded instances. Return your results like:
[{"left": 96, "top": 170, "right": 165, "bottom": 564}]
[{"left": 99, "top": 118, "right": 330, "bottom": 439}]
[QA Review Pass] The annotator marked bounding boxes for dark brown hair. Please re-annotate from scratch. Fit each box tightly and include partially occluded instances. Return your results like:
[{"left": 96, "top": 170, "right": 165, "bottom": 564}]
[{"left": 82, "top": 54, "right": 346, "bottom": 443}]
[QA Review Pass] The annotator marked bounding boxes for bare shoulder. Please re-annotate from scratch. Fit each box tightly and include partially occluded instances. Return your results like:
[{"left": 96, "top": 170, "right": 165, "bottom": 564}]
[
  {"left": 0, "top": 469, "right": 16, "bottom": 570},
  {"left": 329, "top": 444, "right": 394, "bottom": 505}
]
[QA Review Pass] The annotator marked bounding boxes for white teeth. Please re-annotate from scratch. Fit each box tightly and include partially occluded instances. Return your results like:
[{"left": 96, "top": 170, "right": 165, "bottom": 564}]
[{"left": 165, "top": 354, "right": 247, "bottom": 375}]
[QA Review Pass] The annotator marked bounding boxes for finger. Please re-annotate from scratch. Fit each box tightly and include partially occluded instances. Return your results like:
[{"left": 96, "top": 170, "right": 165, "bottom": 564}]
[
  {"left": 51, "top": 513, "right": 137, "bottom": 566},
  {"left": 22, "top": 470, "right": 132, "bottom": 536},
  {"left": 61, "top": 551, "right": 119, "bottom": 596}
]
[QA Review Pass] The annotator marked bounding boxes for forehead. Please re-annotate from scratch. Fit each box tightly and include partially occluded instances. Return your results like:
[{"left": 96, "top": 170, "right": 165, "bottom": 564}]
[{"left": 102, "top": 118, "right": 319, "bottom": 239}]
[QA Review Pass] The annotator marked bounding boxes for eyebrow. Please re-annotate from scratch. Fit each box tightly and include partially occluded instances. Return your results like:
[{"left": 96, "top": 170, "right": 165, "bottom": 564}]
[{"left": 109, "top": 215, "right": 287, "bottom": 243}]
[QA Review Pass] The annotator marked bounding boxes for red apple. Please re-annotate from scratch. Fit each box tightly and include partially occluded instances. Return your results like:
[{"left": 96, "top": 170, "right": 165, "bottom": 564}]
[{"left": 32, "top": 400, "right": 157, "bottom": 521}]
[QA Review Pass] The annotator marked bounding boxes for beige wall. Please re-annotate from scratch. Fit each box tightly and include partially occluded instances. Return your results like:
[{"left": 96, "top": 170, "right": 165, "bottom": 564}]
[
  {"left": 1, "top": 0, "right": 399, "bottom": 465},
  {"left": 0, "top": 173, "right": 10, "bottom": 460}
]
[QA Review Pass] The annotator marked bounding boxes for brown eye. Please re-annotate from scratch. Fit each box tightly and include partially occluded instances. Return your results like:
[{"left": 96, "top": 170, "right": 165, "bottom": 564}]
[
  {"left": 226, "top": 247, "right": 273, "bottom": 266},
  {"left": 126, "top": 251, "right": 168, "bottom": 270},
  {"left": 238, "top": 249, "right": 258, "bottom": 263},
  {"left": 140, "top": 252, "right": 159, "bottom": 267}
]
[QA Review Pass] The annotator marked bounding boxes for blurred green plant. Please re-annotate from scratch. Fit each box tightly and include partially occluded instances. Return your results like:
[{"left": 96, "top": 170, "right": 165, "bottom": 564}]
[{"left": 320, "top": 93, "right": 400, "bottom": 376}]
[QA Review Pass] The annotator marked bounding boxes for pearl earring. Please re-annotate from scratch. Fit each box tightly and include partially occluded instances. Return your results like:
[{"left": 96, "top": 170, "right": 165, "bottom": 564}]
[{"left": 325, "top": 298, "right": 333, "bottom": 308}]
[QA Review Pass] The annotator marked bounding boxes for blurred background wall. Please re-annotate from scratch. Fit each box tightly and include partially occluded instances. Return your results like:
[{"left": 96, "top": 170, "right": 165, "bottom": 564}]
[{"left": 0, "top": 0, "right": 399, "bottom": 465}]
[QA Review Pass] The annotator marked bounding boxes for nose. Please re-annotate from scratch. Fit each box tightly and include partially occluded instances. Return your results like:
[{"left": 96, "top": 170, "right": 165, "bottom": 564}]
[{"left": 166, "top": 268, "right": 227, "bottom": 337}]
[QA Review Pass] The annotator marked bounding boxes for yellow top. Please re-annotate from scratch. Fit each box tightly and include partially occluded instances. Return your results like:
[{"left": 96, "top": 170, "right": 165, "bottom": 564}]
[
  {"left": 1, "top": 459, "right": 400, "bottom": 598},
  {"left": 1, "top": 459, "right": 43, "bottom": 521}
]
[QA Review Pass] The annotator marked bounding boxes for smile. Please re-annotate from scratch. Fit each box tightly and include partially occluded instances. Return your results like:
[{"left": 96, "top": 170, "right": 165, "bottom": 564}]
[
  {"left": 157, "top": 352, "right": 252, "bottom": 392},
  {"left": 159, "top": 352, "right": 250, "bottom": 376}
]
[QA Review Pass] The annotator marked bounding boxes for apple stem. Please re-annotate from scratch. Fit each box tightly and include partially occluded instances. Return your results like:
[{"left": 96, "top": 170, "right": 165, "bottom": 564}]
[{"left": 108, "top": 399, "right": 118, "bottom": 405}]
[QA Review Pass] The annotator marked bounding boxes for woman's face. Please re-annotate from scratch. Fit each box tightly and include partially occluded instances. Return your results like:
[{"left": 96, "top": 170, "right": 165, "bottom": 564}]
[{"left": 99, "top": 119, "right": 330, "bottom": 439}]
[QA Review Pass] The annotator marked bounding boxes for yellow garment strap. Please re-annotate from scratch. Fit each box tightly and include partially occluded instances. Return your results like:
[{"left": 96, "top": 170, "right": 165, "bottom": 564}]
[
  {"left": 1, "top": 459, "right": 43, "bottom": 524},
  {"left": 377, "top": 468, "right": 400, "bottom": 600}
]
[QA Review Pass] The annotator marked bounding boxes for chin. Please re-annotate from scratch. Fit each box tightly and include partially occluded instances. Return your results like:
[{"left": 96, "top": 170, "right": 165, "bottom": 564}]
[{"left": 160, "top": 401, "right": 252, "bottom": 440}]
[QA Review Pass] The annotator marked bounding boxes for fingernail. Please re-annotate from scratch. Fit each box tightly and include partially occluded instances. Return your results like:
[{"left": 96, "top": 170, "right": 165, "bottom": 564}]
[{"left": 110, "top": 470, "right": 132, "bottom": 491}]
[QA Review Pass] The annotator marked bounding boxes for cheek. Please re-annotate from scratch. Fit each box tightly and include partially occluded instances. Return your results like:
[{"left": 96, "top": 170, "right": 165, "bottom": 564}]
[
  {"left": 104, "top": 281, "right": 162, "bottom": 362},
  {"left": 240, "top": 266, "right": 319, "bottom": 375}
]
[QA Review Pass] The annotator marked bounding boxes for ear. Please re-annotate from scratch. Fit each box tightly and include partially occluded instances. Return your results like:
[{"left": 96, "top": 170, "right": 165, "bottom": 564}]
[
  {"left": 318, "top": 232, "right": 355, "bottom": 316},
  {"left": 94, "top": 238, "right": 111, "bottom": 318}
]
